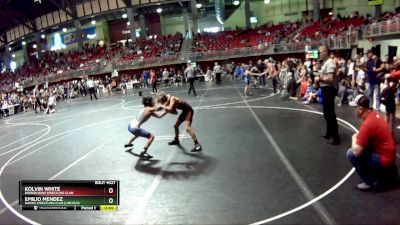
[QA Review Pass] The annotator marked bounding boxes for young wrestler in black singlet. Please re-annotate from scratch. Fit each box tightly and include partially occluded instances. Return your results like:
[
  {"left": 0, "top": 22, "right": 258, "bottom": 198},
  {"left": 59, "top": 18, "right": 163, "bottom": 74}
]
[{"left": 158, "top": 93, "right": 202, "bottom": 152}]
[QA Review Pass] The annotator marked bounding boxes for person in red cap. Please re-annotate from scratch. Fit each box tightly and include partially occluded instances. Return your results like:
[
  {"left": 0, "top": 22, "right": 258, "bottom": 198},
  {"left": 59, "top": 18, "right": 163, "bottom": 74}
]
[{"left": 347, "top": 95, "right": 398, "bottom": 190}]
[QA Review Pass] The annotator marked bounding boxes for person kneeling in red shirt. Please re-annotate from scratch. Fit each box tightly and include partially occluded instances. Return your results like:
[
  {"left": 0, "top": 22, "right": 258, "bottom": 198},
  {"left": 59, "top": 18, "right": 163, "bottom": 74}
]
[{"left": 347, "top": 95, "right": 399, "bottom": 190}]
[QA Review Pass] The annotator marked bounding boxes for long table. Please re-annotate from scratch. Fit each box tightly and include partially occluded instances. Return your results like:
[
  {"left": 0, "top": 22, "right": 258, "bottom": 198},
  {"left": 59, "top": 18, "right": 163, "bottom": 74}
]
[{"left": 1, "top": 104, "right": 20, "bottom": 116}]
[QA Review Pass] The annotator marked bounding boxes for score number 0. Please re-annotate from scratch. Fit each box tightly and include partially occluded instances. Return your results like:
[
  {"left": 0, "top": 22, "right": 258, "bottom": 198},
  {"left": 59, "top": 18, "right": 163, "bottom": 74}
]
[{"left": 108, "top": 188, "right": 114, "bottom": 204}]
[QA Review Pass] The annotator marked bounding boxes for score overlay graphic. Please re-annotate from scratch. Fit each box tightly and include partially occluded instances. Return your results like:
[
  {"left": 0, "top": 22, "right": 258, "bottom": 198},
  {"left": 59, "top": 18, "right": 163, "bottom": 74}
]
[{"left": 19, "top": 180, "right": 119, "bottom": 211}]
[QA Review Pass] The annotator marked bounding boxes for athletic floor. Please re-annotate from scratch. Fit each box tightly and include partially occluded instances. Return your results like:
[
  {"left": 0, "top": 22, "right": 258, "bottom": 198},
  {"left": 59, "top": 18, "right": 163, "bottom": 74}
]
[{"left": 0, "top": 80, "right": 399, "bottom": 225}]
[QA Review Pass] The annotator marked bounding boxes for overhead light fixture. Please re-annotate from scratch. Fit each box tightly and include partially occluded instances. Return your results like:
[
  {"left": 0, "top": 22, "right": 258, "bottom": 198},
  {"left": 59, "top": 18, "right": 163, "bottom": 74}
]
[
  {"left": 12, "top": 54, "right": 15, "bottom": 58},
  {"left": 22, "top": 41, "right": 26, "bottom": 46},
  {"left": 156, "top": 8, "right": 162, "bottom": 13},
  {"left": 264, "top": 0, "right": 270, "bottom": 4},
  {"left": 127, "top": 21, "right": 131, "bottom": 26},
  {"left": 33, "top": 44, "right": 37, "bottom": 49},
  {"left": 41, "top": 34, "right": 46, "bottom": 39},
  {"left": 233, "top": 0, "right": 240, "bottom": 5},
  {"left": 122, "top": 13, "right": 127, "bottom": 18},
  {"left": 8, "top": 47, "right": 11, "bottom": 51},
  {"left": 329, "top": 12, "right": 333, "bottom": 15},
  {"left": 62, "top": 28, "right": 67, "bottom": 32},
  {"left": 196, "top": 3, "right": 202, "bottom": 8},
  {"left": 91, "top": 20, "right": 96, "bottom": 25}
]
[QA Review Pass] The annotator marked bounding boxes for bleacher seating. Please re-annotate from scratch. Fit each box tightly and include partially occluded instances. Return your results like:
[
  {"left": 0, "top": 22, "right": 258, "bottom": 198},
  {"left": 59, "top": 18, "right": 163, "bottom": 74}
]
[
  {"left": 192, "top": 21, "right": 301, "bottom": 53},
  {"left": 296, "top": 17, "right": 365, "bottom": 42},
  {"left": 116, "top": 33, "right": 183, "bottom": 65},
  {"left": 1, "top": 10, "right": 400, "bottom": 91}
]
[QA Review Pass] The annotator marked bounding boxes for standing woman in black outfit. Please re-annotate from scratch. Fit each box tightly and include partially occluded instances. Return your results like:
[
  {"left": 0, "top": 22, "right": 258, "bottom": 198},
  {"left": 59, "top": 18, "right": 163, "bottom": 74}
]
[{"left": 315, "top": 45, "right": 340, "bottom": 145}]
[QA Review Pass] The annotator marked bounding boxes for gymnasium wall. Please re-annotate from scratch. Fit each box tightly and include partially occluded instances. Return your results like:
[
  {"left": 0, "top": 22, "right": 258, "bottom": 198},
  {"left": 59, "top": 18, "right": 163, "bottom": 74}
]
[
  {"left": 358, "top": 39, "right": 400, "bottom": 58},
  {"left": 162, "top": 13, "right": 221, "bottom": 35},
  {"left": 161, "top": 15, "right": 186, "bottom": 35}
]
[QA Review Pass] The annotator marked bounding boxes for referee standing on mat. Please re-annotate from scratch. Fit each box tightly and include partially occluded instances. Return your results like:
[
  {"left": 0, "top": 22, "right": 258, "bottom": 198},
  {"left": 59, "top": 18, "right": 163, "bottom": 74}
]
[
  {"left": 86, "top": 77, "right": 98, "bottom": 101},
  {"left": 315, "top": 45, "right": 340, "bottom": 145},
  {"left": 185, "top": 63, "right": 197, "bottom": 96}
]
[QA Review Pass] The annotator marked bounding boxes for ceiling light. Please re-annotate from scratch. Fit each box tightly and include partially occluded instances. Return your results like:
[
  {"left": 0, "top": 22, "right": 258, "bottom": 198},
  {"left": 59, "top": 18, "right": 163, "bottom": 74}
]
[
  {"left": 91, "top": 20, "right": 96, "bottom": 25},
  {"left": 41, "top": 34, "right": 46, "bottom": 39},
  {"left": 12, "top": 54, "right": 15, "bottom": 58},
  {"left": 233, "top": 0, "right": 240, "bottom": 5},
  {"left": 329, "top": 12, "right": 333, "bottom": 15},
  {"left": 122, "top": 13, "right": 127, "bottom": 18},
  {"left": 196, "top": 3, "right": 202, "bottom": 8},
  {"left": 127, "top": 21, "right": 130, "bottom": 26},
  {"left": 156, "top": 8, "right": 162, "bottom": 13},
  {"left": 22, "top": 41, "right": 26, "bottom": 46},
  {"left": 33, "top": 44, "right": 37, "bottom": 49},
  {"left": 8, "top": 47, "right": 11, "bottom": 51},
  {"left": 62, "top": 28, "right": 67, "bottom": 32},
  {"left": 264, "top": 0, "right": 270, "bottom": 4}
]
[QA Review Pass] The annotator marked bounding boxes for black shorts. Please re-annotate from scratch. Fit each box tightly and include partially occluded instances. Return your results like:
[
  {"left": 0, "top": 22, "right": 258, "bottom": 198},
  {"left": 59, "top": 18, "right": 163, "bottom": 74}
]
[
  {"left": 178, "top": 107, "right": 194, "bottom": 123},
  {"left": 386, "top": 101, "right": 396, "bottom": 113}
]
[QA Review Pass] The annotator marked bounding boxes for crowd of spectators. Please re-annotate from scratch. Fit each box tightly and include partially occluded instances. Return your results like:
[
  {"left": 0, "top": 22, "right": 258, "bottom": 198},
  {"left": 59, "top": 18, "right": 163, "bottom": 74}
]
[
  {"left": 0, "top": 43, "right": 121, "bottom": 89},
  {"left": 294, "top": 11, "right": 364, "bottom": 43},
  {"left": 192, "top": 21, "right": 301, "bottom": 53},
  {"left": 117, "top": 33, "right": 183, "bottom": 65},
  {"left": 229, "top": 49, "right": 400, "bottom": 137},
  {"left": 0, "top": 64, "right": 196, "bottom": 118},
  {"left": 0, "top": 10, "right": 399, "bottom": 100},
  {"left": 0, "top": 33, "right": 183, "bottom": 90}
]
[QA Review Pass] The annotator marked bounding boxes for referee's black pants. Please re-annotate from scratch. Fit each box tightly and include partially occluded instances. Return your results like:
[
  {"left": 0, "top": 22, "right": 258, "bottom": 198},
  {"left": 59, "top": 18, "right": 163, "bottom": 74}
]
[
  {"left": 188, "top": 77, "right": 197, "bottom": 96},
  {"left": 35, "top": 97, "right": 42, "bottom": 113},
  {"left": 321, "top": 86, "right": 339, "bottom": 141},
  {"left": 216, "top": 73, "right": 221, "bottom": 85},
  {"left": 152, "top": 81, "right": 157, "bottom": 93},
  {"left": 89, "top": 87, "right": 98, "bottom": 100}
]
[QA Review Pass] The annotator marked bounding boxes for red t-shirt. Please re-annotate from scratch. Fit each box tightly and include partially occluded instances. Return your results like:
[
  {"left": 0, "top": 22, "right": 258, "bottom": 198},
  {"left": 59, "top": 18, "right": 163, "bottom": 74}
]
[
  {"left": 150, "top": 72, "right": 157, "bottom": 83},
  {"left": 388, "top": 69, "right": 400, "bottom": 81},
  {"left": 300, "top": 81, "right": 309, "bottom": 97},
  {"left": 356, "top": 112, "right": 396, "bottom": 166}
]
